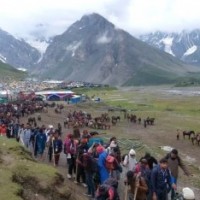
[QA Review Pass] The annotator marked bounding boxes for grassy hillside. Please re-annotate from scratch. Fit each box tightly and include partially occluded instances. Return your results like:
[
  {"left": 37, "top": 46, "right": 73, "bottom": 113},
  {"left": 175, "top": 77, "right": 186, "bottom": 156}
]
[
  {"left": 0, "top": 137, "right": 71, "bottom": 200},
  {"left": 0, "top": 61, "right": 26, "bottom": 80}
]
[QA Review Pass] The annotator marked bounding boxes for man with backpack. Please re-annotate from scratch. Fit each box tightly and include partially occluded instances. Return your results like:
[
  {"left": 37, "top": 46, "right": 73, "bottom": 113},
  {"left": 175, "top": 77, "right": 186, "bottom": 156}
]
[
  {"left": 165, "top": 149, "right": 190, "bottom": 200},
  {"left": 134, "top": 158, "right": 151, "bottom": 198},
  {"left": 74, "top": 141, "right": 88, "bottom": 187},
  {"left": 125, "top": 170, "right": 148, "bottom": 200},
  {"left": 151, "top": 158, "right": 171, "bottom": 200},
  {"left": 64, "top": 133, "right": 78, "bottom": 179},
  {"left": 82, "top": 152, "right": 96, "bottom": 198}
]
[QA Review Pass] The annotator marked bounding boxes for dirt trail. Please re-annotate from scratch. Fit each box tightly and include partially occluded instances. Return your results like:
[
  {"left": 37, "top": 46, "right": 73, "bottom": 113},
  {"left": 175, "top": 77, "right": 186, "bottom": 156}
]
[{"left": 21, "top": 103, "right": 200, "bottom": 199}]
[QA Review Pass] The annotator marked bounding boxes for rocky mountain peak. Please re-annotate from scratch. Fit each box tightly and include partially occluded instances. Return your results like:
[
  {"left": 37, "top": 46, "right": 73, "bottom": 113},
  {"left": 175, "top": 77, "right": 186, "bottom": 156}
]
[{"left": 140, "top": 29, "right": 200, "bottom": 64}]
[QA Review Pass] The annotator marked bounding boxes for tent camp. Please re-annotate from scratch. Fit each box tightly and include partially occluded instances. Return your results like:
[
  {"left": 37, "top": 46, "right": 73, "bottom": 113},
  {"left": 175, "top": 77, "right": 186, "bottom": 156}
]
[
  {"left": 71, "top": 95, "right": 81, "bottom": 104},
  {"left": 35, "top": 90, "right": 74, "bottom": 101}
]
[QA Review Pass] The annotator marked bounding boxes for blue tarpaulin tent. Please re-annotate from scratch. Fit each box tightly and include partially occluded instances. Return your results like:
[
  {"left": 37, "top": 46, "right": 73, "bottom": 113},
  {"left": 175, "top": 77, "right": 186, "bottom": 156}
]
[{"left": 71, "top": 95, "right": 81, "bottom": 104}]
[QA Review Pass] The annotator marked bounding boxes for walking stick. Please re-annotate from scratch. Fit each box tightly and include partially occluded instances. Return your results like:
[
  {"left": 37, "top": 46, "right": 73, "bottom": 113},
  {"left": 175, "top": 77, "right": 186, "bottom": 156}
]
[
  {"left": 52, "top": 137, "right": 56, "bottom": 167},
  {"left": 124, "top": 184, "right": 129, "bottom": 200}
]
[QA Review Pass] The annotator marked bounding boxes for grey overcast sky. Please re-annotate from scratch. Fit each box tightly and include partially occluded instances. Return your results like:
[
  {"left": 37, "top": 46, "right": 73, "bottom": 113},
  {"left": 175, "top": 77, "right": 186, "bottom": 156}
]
[{"left": 0, "top": 0, "right": 200, "bottom": 39}]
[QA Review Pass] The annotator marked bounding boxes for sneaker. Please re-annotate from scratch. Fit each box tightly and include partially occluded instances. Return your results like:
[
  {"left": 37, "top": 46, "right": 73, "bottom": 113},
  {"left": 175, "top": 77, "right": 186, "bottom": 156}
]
[
  {"left": 83, "top": 193, "right": 91, "bottom": 197},
  {"left": 81, "top": 183, "right": 87, "bottom": 188},
  {"left": 67, "top": 174, "right": 72, "bottom": 179},
  {"left": 74, "top": 181, "right": 79, "bottom": 184}
]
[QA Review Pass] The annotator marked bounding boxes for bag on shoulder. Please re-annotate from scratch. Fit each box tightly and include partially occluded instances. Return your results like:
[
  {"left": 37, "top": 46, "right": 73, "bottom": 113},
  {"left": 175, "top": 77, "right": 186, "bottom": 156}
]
[
  {"left": 83, "top": 154, "right": 98, "bottom": 173},
  {"left": 70, "top": 140, "right": 76, "bottom": 155}
]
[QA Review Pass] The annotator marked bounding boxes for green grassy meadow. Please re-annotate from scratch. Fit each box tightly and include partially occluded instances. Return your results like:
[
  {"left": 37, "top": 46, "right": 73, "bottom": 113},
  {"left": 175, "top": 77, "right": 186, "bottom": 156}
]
[
  {"left": 73, "top": 86, "right": 200, "bottom": 191},
  {"left": 0, "top": 61, "right": 26, "bottom": 80}
]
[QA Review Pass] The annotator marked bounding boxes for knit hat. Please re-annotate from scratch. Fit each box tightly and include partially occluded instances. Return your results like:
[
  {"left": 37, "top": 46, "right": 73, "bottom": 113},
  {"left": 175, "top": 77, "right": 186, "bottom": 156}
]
[
  {"left": 96, "top": 145, "right": 105, "bottom": 154},
  {"left": 182, "top": 188, "right": 195, "bottom": 199},
  {"left": 129, "top": 149, "right": 136, "bottom": 155}
]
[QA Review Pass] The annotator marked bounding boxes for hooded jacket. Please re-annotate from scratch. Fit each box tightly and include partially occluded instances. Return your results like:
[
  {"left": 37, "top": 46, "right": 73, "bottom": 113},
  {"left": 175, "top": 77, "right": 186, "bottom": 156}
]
[{"left": 123, "top": 149, "right": 137, "bottom": 171}]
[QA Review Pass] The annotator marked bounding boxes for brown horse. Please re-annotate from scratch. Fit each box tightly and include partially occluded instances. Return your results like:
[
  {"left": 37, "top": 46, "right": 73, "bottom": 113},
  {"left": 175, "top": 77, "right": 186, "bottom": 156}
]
[{"left": 183, "top": 130, "right": 195, "bottom": 139}]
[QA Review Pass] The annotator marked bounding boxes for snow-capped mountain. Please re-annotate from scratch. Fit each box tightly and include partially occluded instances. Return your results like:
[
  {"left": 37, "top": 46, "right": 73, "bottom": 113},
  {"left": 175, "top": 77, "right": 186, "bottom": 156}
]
[
  {"left": 0, "top": 28, "right": 41, "bottom": 69},
  {"left": 140, "top": 29, "right": 200, "bottom": 65},
  {"left": 32, "top": 13, "right": 196, "bottom": 86}
]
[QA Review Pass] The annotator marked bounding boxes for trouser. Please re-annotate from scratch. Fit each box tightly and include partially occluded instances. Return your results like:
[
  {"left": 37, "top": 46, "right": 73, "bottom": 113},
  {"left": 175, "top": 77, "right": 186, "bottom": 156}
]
[
  {"left": 85, "top": 171, "right": 95, "bottom": 197},
  {"left": 24, "top": 139, "right": 30, "bottom": 148},
  {"left": 76, "top": 165, "right": 86, "bottom": 183},
  {"left": 48, "top": 147, "right": 53, "bottom": 162},
  {"left": 67, "top": 156, "right": 76, "bottom": 175},
  {"left": 156, "top": 189, "right": 168, "bottom": 200},
  {"left": 54, "top": 154, "right": 60, "bottom": 165}
]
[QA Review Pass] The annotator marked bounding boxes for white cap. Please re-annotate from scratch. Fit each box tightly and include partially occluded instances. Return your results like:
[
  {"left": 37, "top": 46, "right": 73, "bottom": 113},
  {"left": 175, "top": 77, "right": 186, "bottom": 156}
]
[
  {"left": 48, "top": 125, "right": 53, "bottom": 129},
  {"left": 129, "top": 149, "right": 136, "bottom": 155},
  {"left": 182, "top": 187, "right": 195, "bottom": 199},
  {"left": 110, "top": 141, "right": 117, "bottom": 148}
]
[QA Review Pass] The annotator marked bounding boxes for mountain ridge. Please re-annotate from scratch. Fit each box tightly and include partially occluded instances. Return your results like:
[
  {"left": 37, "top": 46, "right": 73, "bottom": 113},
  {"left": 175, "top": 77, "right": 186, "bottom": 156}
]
[
  {"left": 0, "top": 28, "right": 41, "bottom": 69},
  {"left": 33, "top": 13, "right": 199, "bottom": 86},
  {"left": 1, "top": 13, "right": 200, "bottom": 85},
  {"left": 140, "top": 29, "right": 200, "bottom": 65}
]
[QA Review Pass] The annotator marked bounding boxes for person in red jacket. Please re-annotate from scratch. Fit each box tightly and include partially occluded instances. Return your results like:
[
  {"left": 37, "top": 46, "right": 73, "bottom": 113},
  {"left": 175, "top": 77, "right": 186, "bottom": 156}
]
[{"left": 0, "top": 124, "right": 7, "bottom": 136}]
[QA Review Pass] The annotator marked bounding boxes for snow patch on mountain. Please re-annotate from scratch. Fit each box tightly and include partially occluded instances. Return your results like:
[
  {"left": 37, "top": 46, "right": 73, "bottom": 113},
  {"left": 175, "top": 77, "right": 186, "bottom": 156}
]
[
  {"left": 0, "top": 54, "right": 6, "bottom": 63},
  {"left": 97, "top": 32, "right": 112, "bottom": 44},
  {"left": 66, "top": 41, "right": 82, "bottom": 57},
  {"left": 27, "top": 40, "right": 49, "bottom": 54},
  {"left": 17, "top": 68, "right": 27, "bottom": 72},
  {"left": 183, "top": 45, "right": 197, "bottom": 56},
  {"left": 161, "top": 37, "right": 175, "bottom": 56}
]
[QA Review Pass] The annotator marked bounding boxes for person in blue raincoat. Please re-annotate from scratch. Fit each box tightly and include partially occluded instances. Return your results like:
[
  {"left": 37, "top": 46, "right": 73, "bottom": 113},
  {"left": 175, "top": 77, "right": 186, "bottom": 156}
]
[
  {"left": 35, "top": 128, "right": 47, "bottom": 160},
  {"left": 97, "top": 145, "right": 109, "bottom": 184}
]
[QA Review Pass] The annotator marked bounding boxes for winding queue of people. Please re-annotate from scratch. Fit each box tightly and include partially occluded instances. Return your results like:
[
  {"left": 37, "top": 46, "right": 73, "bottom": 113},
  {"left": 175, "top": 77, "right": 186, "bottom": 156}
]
[
  {"left": 31, "top": 126, "right": 194, "bottom": 200},
  {"left": 2, "top": 123, "right": 195, "bottom": 200},
  {"left": 0, "top": 102, "right": 195, "bottom": 200}
]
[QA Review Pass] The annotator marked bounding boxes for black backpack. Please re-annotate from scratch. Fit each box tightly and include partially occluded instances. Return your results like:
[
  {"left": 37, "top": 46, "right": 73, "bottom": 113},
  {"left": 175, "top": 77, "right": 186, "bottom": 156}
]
[{"left": 91, "top": 157, "right": 99, "bottom": 173}]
